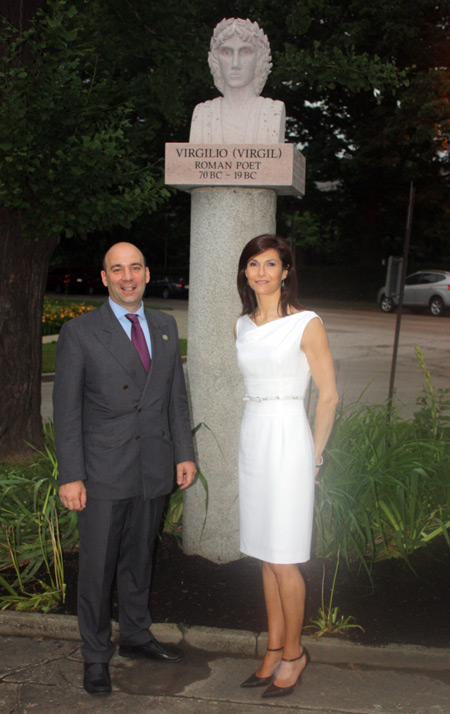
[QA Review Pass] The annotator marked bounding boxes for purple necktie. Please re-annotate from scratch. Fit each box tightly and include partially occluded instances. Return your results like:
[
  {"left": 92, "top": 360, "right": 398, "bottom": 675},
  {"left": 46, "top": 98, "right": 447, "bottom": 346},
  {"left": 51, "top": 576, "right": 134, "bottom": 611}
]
[{"left": 125, "top": 314, "right": 151, "bottom": 372}]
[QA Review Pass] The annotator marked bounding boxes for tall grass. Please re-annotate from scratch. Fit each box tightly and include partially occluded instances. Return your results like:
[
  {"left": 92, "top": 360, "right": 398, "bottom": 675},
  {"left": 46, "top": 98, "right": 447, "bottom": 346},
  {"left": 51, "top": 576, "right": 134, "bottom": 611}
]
[
  {"left": 0, "top": 423, "right": 78, "bottom": 610},
  {"left": 305, "top": 549, "right": 365, "bottom": 638},
  {"left": 315, "top": 348, "right": 450, "bottom": 576}
]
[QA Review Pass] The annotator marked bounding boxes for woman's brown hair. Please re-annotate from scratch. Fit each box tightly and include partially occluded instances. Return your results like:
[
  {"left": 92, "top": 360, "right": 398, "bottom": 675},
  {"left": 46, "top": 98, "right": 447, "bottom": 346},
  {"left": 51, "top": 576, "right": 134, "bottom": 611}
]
[{"left": 237, "top": 234, "right": 302, "bottom": 316}]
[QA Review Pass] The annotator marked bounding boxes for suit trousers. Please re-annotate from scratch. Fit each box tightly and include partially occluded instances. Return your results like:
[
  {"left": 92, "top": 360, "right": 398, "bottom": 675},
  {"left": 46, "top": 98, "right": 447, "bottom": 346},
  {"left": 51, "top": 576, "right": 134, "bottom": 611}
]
[{"left": 77, "top": 494, "right": 165, "bottom": 663}]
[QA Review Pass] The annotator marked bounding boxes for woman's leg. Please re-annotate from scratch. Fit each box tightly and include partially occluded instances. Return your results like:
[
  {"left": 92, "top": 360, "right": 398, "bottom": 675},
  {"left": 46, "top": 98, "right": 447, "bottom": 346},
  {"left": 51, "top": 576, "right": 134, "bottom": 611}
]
[
  {"left": 255, "top": 562, "right": 285, "bottom": 677},
  {"left": 266, "top": 562, "right": 308, "bottom": 687}
]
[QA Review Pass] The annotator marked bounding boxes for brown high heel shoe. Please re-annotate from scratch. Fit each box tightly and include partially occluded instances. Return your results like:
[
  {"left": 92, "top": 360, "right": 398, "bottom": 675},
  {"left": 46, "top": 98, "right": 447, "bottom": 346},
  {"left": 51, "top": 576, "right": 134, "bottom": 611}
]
[
  {"left": 261, "top": 646, "right": 310, "bottom": 698},
  {"left": 240, "top": 646, "right": 284, "bottom": 688}
]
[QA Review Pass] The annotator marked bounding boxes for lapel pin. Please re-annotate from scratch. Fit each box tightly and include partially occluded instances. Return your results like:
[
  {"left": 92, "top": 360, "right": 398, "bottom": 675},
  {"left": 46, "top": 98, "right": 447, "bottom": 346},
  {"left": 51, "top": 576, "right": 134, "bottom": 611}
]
[{"left": 162, "top": 334, "right": 169, "bottom": 340}]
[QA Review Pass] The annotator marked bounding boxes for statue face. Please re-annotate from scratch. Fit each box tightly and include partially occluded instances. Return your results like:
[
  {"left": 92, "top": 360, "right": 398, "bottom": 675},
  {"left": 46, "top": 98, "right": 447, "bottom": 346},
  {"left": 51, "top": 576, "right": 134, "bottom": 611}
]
[{"left": 217, "top": 34, "right": 258, "bottom": 90}]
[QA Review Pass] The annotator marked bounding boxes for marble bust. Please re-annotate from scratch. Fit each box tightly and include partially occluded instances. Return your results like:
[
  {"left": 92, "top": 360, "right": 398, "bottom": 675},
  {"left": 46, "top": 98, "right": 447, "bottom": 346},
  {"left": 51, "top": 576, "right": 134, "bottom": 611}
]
[{"left": 189, "top": 18, "right": 286, "bottom": 144}]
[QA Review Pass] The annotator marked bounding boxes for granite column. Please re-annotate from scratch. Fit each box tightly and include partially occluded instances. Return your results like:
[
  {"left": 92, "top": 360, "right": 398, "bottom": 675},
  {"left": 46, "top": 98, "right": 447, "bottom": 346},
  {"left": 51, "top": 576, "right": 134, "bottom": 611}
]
[{"left": 183, "top": 186, "right": 277, "bottom": 562}]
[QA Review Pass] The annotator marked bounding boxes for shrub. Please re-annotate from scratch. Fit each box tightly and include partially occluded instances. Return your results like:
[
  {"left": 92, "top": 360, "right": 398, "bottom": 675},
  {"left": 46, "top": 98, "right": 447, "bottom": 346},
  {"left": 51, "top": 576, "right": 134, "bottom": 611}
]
[{"left": 315, "top": 349, "right": 450, "bottom": 576}]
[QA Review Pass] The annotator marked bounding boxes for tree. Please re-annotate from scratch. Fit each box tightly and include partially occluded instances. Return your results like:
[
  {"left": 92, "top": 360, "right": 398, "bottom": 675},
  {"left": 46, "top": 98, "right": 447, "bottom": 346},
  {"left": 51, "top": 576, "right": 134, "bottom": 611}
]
[
  {"left": 0, "top": 1, "right": 169, "bottom": 458},
  {"left": 77, "top": 0, "right": 407, "bottom": 268},
  {"left": 70, "top": 0, "right": 449, "bottom": 271},
  {"left": 264, "top": 0, "right": 450, "bottom": 267}
]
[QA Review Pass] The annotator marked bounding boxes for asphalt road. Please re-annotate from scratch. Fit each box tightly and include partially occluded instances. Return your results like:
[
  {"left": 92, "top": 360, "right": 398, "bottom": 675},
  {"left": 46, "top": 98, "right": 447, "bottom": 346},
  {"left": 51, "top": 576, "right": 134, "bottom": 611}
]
[
  {"left": 42, "top": 299, "right": 449, "bottom": 420},
  {"left": 319, "top": 307, "right": 449, "bottom": 414}
]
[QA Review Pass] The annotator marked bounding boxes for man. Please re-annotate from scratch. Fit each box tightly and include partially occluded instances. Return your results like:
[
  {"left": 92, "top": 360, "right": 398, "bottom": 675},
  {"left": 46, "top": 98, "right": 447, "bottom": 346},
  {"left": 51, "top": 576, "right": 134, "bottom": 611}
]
[{"left": 53, "top": 242, "right": 196, "bottom": 696}]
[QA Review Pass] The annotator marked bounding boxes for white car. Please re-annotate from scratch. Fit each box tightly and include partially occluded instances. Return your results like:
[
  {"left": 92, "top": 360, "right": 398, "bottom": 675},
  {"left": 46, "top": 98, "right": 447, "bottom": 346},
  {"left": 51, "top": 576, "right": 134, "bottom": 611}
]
[{"left": 377, "top": 270, "right": 450, "bottom": 316}]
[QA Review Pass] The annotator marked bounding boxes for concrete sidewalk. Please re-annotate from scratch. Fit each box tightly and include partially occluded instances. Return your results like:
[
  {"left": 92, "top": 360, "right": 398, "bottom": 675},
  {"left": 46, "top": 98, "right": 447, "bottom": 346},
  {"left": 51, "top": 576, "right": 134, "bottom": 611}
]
[{"left": 1, "top": 613, "right": 449, "bottom": 714}]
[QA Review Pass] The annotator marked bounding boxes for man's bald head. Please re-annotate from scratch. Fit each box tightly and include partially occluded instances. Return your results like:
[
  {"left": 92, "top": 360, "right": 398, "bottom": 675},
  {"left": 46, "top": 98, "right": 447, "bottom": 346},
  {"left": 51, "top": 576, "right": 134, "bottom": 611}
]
[{"left": 101, "top": 242, "right": 149, "bottom": 312}]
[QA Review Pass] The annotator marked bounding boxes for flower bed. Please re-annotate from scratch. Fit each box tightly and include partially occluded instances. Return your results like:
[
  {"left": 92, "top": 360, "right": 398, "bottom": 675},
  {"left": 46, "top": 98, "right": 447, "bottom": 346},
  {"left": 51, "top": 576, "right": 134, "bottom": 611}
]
[{"left": 42, "top": 299, "right": 96, "bottom": 336}]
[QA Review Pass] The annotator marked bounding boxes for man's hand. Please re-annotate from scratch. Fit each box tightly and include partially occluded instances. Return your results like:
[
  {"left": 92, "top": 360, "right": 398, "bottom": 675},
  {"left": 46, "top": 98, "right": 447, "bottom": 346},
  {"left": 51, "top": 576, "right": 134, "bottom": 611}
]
[
  {"left": 59, "top": 481, "right": 87, "bottom": 511},
  {"left": 176, "top": 461, "right": 197, "bottom": 490}
]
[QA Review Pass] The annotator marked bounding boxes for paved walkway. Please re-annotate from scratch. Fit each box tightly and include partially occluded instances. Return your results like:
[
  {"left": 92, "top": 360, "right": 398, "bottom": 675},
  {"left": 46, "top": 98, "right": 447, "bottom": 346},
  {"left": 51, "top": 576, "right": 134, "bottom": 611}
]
[{"left": 1, "top": 613, "right": 449, "bottom": 714}]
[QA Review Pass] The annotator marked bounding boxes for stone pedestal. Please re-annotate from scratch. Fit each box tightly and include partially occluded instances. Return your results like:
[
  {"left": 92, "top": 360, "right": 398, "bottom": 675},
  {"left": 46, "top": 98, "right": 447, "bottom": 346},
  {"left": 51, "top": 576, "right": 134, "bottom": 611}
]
[
  {"left": 165, "top": 141, "right": 305, "bottom": 562},
  {"left": 183, "top": 186, "right": 277, "bottom": 562}
]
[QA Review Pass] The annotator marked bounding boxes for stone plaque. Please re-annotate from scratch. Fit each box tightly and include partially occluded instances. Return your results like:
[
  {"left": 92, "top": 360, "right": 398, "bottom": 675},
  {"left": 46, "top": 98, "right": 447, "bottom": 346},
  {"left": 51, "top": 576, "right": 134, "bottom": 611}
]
[{"left": 165, "top": 143, "right": 305, "bottom": 196}]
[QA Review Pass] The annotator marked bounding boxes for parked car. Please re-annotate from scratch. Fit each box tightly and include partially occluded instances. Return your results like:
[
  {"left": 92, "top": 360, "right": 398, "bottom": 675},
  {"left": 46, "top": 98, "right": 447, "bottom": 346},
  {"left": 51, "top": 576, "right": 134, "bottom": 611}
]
[
  {"left": 377, "top": 270, "right": 450, "bottom": 316},
  {"left": 146, "top": 275, "right": 189, "bottom": 299},
  {"left": 46, "top": 267, "right": 105, "bottom": 296}
]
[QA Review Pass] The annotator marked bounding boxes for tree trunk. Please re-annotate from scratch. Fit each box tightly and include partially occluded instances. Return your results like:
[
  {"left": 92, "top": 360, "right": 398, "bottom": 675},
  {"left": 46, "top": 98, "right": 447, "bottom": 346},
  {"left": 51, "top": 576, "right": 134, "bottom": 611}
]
[
  {"left": 0, "top": 1, "right": 43, "bottom": 30},
  {"left": 0, "top": 210, "right": 59, "bottom": 460}
]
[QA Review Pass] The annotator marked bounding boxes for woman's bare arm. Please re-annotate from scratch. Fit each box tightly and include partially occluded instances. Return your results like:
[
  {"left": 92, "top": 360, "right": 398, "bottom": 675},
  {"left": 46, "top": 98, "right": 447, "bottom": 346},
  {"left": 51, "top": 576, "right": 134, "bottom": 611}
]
[{"left": 301, "top": 318, "right": 339, "bottom": 477}]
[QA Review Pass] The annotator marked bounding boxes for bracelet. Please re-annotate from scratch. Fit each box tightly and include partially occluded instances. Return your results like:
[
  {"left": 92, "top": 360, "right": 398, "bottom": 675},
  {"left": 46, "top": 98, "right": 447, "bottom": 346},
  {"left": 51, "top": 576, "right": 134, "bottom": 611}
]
[{"left": 315, "top": 455, "right": 324, "bottom": 468}]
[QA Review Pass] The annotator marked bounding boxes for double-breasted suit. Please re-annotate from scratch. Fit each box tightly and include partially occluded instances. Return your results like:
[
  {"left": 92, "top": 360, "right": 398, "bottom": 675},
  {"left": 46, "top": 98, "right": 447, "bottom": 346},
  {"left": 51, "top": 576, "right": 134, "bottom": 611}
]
[{"left": 53, "top": 300, "right": 195, "bottom": 662}]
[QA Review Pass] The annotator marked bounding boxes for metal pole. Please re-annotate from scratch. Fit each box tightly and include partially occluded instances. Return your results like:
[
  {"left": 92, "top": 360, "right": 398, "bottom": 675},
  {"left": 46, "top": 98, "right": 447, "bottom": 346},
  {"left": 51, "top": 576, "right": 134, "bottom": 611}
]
[{"left": 387, "top": 182, "right": 415, "bottom": 407}]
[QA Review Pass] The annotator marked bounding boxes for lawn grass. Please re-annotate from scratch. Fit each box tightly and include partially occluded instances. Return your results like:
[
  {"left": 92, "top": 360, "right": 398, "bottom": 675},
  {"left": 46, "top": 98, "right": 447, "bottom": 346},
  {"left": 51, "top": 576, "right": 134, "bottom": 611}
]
[
  {"left": 303, "top": 297, "right": 377, "bottom": 311},
  {"left": 42, "top": 342, "right": 58, "bottom": 373}
]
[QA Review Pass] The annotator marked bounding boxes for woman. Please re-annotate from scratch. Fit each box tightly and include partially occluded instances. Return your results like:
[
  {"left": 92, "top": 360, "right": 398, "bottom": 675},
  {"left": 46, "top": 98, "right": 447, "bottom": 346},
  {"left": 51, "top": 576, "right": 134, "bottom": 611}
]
[{"left": 235, "top": 235, "right": 338, "bottom": 699}]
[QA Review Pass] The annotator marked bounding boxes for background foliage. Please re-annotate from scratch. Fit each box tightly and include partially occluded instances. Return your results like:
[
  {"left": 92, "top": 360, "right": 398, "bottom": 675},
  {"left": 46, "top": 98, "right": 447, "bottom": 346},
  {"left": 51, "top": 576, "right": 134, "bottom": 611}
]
[
  {"left": 49, "top": 0, "right": 450, "bottom": 276},
  {"left": 1, "top": 0, "right": 449, "bottom": 455},
  {"left": 0, "top": 1, "right": 170, "bottom": 240}
]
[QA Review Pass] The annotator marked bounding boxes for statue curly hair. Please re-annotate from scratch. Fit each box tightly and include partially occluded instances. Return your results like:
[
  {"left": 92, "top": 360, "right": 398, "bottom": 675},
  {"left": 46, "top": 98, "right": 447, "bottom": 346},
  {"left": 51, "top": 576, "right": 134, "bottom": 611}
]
[{"left": 208, "top": 18, "right": 272, "bottom": 96}]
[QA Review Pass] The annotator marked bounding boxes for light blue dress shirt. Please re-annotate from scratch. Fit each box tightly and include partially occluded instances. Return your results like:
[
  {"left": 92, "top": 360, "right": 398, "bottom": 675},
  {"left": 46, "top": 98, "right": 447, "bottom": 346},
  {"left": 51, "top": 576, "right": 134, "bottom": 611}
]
[{"left": 108, "top": 297, "right": 152, "bottom": 358}]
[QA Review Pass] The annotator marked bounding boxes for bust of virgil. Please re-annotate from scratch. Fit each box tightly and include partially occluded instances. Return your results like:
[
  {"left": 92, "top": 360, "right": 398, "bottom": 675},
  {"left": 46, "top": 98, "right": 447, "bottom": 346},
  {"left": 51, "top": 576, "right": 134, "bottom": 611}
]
[{"left": 189, "top": 18, "right": 286, "bottom": 144}]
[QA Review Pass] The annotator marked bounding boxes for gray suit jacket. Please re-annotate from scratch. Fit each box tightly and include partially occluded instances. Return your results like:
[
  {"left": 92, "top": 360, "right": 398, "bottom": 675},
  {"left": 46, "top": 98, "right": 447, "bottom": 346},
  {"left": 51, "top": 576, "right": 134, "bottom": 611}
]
[{"left": 53, "top": 301, "right": 195, "bottom": 500}]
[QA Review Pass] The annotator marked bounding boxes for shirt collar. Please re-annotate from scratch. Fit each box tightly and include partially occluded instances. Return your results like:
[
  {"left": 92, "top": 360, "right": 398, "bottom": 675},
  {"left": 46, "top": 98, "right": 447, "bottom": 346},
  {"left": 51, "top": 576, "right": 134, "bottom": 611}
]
[{"left": 108, "top": 297, "right": 145, "bottom": 320}]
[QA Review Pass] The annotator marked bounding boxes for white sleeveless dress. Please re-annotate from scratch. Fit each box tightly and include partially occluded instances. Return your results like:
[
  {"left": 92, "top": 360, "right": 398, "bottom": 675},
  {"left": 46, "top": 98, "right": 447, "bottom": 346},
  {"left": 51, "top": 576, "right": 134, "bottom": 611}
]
[{"left": 235, "top": 311, "right": 320, "bottom": 564}]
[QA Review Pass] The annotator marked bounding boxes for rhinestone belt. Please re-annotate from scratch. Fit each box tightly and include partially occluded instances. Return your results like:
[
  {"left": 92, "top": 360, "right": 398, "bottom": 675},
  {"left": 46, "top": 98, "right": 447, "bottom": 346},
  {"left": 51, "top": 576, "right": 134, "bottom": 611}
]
[{"left": 243, "top": 395, "right": 304, "bottom": 402}]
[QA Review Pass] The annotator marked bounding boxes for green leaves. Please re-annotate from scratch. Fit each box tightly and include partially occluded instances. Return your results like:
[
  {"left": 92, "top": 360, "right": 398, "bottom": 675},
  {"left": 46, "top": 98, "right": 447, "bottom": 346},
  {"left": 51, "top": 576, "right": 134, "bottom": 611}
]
[
  {"left": 0, "top": 0, "right": 169, "bottom": 241},
  {"left": 279, "top": 40, "right": 402, "bottom": 94},
  {"left": 0, "top": 424, "right": 77, "bottom": 611},
  {"left": 314, "top": 351, "right": 450, "bottom": 576},
  {"left": 265, "top": 0, "right": 450, "bottom": 267}
]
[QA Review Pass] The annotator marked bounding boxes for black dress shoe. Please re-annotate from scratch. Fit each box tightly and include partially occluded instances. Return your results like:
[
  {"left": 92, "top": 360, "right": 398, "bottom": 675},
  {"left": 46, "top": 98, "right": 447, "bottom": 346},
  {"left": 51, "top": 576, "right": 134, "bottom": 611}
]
[
  {"left": 240, "top": 671, "right": 274, "bottom": 688},
  {"left": 240, "top": 645, "right": 284, "bottom": 688},
  {"left": 83, "top": 662, "right": 111, "bottom": 695},
  {"left": 119, "top": 638, "right": 184, "bottom": 663}
]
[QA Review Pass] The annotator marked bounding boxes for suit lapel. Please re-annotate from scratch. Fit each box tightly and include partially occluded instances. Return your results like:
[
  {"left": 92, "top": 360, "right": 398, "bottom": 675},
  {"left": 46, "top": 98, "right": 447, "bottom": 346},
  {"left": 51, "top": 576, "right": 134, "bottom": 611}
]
[
  {"left": 93, "top": 302, "right": 148, "bottom": 390},
  {"left": 141, "top": 308, "right": 165, "bottom": 400}
]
